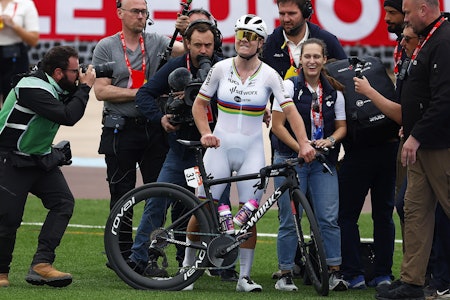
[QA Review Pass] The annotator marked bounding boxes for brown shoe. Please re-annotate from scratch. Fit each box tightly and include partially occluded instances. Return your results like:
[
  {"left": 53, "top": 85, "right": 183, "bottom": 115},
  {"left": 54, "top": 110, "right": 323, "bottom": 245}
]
[
  {"left": 0, "top": 273, "right": 9, "bottom": 287},
  {"left": 25, "top": 263, "right": 72, "bottom": 287}
]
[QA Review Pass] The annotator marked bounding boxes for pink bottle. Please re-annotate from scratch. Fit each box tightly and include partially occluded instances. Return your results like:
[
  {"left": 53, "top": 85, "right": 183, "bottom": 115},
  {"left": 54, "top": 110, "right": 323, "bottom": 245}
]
[
  {"left": 218, "top": 204, "right": 235, "bottom": 234},
  {"left": 233, "top": 199, "right": 259, "bottom": 226}
]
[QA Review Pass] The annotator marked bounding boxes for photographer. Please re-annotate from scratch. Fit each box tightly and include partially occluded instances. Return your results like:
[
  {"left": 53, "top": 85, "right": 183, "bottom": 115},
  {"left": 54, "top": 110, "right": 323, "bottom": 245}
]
[
  {"left": 129, "top": 19, "right": 223, "bottom": 277},
  {"left": 0, "top": 45, "right": 95, "bottom": 288}
]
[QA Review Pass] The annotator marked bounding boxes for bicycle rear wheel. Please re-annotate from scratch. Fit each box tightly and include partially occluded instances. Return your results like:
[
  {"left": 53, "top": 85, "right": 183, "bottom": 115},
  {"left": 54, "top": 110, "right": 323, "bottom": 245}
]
[
  {"left": 104, "top": 182, "right": 214, "bottom": 290},
  {"left": 292, "top": 189, "right": 329, "bottom": 296}
]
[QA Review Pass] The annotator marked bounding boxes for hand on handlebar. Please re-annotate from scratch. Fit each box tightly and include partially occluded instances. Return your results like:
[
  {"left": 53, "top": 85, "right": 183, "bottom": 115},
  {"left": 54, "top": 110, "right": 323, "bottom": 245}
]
[
  {"left": 200, "top": 133, "right": 220, "bottom": 148},
  {"left": 298, "top": 141, "right": 316, "bottom": 163}
]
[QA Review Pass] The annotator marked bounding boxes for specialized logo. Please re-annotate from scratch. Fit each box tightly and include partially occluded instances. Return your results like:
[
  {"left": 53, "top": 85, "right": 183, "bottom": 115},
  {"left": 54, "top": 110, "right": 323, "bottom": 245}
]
[{"left": 240, "top": 189, "right": 282, "bottom": 233}]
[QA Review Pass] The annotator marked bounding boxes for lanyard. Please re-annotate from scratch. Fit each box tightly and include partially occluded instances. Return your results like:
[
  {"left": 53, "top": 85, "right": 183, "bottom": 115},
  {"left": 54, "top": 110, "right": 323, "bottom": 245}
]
[
  {"left": 186, "top": 53, "right": 190, "bottom": 72},
  {"left": 287, "top": 46, "right": 299, "bottom": 72},
  {"left": 306, "top": 81, "right": 323, "bottom": 129},
  {"left": 410, "top": 16, "right": 445, "bottom": 63},
  {"left": 119, "top": 32, "right": 146, "bottom": 77},
  {"left": 393, "top": 44, "right": 402, "bottom": 75}
]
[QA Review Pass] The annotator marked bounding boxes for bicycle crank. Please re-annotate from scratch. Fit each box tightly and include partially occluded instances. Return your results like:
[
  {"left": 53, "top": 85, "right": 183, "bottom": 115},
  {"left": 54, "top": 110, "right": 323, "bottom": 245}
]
[{"left": 207, "top": 234, "right": 239, "bottom": 268}]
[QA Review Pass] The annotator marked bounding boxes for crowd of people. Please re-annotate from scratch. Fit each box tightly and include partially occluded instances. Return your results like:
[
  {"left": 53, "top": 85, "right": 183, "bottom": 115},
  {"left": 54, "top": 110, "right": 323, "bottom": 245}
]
[{"left": 0, "top": 1, "right": 449, "bottom": 299}]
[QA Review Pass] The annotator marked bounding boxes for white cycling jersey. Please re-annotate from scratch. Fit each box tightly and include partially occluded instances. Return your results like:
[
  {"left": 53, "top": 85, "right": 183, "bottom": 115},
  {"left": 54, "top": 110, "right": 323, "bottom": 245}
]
[{"left": 197, "top": 57, "right": 293, "bottom": 205}]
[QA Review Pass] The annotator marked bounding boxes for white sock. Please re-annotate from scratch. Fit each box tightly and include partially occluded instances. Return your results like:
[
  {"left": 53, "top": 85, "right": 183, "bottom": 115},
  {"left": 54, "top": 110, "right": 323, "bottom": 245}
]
[
  {"left": 239, "top": 248, "right": 254, "bottom": 279},
  {"left": 182, "top": 238, "right": 200, "bottom": 267}
]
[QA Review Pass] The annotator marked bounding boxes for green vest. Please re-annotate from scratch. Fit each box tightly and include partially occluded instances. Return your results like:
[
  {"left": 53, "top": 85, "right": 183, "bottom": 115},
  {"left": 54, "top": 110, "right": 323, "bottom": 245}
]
[{"left": 0, "top": 74, "right": 63, "bottom": 155}]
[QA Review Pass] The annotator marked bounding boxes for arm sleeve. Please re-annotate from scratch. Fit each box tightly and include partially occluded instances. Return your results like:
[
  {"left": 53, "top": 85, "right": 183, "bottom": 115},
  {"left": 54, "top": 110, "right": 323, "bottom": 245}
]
[
  {"left": 197, "top": 64, "right": 221, "bottom": 102},
  {"left": 273, "top": 79, "right": 294, "bottom": 112},
  {"left": 19, "top": 84, "right": 91, "bottom": 126},
  {"left": 270, "top": 71, "right": 294, "bottom": 109},
  {"left": 23, "top": 0, "right": 40, "bottom": 32},
  {"left": 334, "top": 91, "right": 346, "bottom": 120}
]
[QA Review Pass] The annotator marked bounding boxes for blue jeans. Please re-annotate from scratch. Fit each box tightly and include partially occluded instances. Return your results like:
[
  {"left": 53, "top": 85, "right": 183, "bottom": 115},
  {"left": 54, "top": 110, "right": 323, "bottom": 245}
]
[
  {"left": 130, "top": 148, "right": 194, "bottom": 265},
  {"left": 274, "top": 150, "right": 342, "bottom": 270},
  {"left": 338, "top": 142, "right": 397, "bottom": 279},
  {"left": 130, "top": 148, "right": 231, "bottom": 265}
]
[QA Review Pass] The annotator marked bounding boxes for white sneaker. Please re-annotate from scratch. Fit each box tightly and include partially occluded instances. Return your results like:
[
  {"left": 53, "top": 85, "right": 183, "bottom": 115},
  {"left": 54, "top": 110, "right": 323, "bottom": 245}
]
[
  {"left": 236, "top": 276, "right": 262, "bottom": 292},
  {"left": 182, "top": 283, "right": 194, "bottom": 291},
  {"left": 275, "top": 273, "right": 298, "bottom": 291},
  {"left": 329, "top": 271, "right": 348, "bottom": 291}
]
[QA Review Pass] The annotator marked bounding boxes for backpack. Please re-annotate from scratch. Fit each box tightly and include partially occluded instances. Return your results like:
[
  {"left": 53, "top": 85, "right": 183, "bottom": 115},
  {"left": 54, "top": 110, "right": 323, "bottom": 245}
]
[{"left": 325, "top": 56, "right": 399, "bottom": 151}]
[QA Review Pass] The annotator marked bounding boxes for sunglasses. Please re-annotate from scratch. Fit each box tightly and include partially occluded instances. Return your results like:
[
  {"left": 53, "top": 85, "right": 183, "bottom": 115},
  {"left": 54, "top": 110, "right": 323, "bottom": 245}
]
[
  {"left": 401, "top": 34, "right": 418, "bottom": 43},
  {"left": 235, "top": 30, "right": 260, "bottom": 41},
  {"left": 312, "top": 92, "right": 320, "bottom": 113}
]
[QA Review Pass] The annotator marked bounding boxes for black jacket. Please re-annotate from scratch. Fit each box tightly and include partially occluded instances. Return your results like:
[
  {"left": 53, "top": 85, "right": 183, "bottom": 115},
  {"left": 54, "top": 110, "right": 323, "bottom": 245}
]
[{"left": 401, "top": 18, "right": 450, "bottom": 149}]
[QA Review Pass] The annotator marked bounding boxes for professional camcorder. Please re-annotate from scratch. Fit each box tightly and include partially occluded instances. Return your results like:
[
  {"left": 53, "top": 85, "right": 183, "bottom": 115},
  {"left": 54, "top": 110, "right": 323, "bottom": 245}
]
[{"left": 165, "top": 55, "right": 212, "bottom": 125}]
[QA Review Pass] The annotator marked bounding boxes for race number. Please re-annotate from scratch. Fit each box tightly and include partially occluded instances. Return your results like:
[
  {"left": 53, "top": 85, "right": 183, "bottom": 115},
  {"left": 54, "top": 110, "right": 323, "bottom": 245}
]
[{"left": 184, "top": 166, "right": 203, "bottom": 188}]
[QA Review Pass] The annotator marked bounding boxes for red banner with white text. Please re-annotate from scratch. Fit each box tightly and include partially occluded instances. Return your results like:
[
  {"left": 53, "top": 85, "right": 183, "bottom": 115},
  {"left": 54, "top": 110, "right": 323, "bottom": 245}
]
[{"left": 33, "top": 0, "right": 449, "bottom": 46}]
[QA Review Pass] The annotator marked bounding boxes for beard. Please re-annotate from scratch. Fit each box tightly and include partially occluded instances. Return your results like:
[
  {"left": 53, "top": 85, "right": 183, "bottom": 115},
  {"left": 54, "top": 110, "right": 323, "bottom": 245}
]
[
  {"left": 58, "top": 75, "right": 78, "bottom": 94},
  {"left": 284, "top": 21, "right": 304, "bottom": 36},
  {"left": 387, "top": 22, "right": 402, "bottom": 35}
]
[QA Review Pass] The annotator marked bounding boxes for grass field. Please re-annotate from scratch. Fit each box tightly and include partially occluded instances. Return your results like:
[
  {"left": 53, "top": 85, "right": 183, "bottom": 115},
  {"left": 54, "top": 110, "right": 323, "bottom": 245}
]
[{"left": 2, "top": 196, "right": 403, "bottom": 299}]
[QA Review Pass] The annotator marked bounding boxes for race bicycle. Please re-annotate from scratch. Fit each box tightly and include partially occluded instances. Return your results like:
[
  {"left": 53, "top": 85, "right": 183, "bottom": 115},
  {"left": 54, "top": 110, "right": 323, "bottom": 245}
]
[{"left": 104, "top": 140, "right": 330, "bottom": 295}]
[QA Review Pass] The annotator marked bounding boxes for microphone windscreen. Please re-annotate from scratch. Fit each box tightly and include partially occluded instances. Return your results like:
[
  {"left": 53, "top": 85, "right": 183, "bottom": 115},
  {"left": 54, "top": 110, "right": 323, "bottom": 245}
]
[{"left": 168, "top": 67, "right": 192, "bottom": 91}]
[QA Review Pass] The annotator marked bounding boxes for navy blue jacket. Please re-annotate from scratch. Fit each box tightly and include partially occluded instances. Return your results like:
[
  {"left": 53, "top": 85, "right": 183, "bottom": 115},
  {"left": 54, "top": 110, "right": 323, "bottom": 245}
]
[
  {"left": 136, "top": 53, "right": 220, "bottom": 157},
  {"left": 271, "top": 71, "right": 340, "bottom": 165},
  {"left": 263, "top": 22, "right": 347, "bottom": 79}
]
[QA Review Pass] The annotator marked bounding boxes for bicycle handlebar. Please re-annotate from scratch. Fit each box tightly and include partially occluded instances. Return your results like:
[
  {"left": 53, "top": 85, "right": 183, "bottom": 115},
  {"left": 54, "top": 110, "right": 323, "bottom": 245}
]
[{"left": 176, "top": 139, "right": 333, "bottom": 189}]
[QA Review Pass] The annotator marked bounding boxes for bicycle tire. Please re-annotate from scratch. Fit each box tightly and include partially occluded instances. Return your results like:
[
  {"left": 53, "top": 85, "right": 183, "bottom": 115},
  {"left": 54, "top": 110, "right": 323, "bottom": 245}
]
[
  {"left": 104, "top": 182, "right": 213, "bottom": 290},
  {"left": 292, "top": 189, "right": 329, "bottom": 296}
]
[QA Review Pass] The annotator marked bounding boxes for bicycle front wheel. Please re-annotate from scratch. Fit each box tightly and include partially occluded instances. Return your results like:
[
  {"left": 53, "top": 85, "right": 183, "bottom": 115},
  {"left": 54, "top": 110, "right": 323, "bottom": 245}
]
[
  {"left": 292, "top": 189, "right": 329, "bottom": 296},
  {"left": 104, "top": 182, "right": 214, "bottom": 290}
]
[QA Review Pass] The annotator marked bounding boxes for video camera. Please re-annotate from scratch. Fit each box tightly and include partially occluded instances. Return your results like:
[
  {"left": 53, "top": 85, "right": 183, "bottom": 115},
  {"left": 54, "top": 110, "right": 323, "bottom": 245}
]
[{"left": 165, "top": 55, "right": 212, "bottom": 125}]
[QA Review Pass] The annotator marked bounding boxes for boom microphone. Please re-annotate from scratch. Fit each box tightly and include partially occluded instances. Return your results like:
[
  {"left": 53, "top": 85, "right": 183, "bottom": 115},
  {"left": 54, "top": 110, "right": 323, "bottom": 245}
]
[{"left": 168, "top": 67, "right": 192, "bottom": 91}]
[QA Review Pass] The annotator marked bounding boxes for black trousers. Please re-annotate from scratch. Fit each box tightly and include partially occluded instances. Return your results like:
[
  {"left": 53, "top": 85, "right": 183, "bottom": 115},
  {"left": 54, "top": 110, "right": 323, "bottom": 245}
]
[
  {"left": 99, "top": 122, "right": 168, "bottom": 258},
  {"left": 0, "top": 158, "right": 74, "bottom": 273}
]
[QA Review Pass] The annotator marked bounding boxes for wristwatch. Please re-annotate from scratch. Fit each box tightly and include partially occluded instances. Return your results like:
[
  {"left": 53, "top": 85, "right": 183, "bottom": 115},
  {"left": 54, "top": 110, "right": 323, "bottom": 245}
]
[{"left": 327, "top": 136, "right": 336, "bottom": 148}]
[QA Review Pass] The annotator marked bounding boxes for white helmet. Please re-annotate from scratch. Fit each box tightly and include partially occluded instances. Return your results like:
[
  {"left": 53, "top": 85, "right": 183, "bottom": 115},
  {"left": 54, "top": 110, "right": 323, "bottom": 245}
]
[{"left": 234, "top": 14, "right": 268, "bottom": 41}]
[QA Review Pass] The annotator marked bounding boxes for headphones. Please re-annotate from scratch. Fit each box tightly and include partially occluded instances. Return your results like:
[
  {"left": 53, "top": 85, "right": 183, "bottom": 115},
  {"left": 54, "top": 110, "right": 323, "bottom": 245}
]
[
  {"left": 301, "top": 0, "right": 314, "bottom": 19},
  {"left": 184, "top": 18, "right": 223, "bottom": 52},
  {"left": 187, "top": 8, "right": 217, "bottom": 26}
]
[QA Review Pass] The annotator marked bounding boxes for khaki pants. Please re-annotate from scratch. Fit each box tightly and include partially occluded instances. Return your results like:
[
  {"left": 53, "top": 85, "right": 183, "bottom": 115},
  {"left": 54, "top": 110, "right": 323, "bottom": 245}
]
[{"left": 401, "top": 148, "right": 450, "bottom": 286}]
